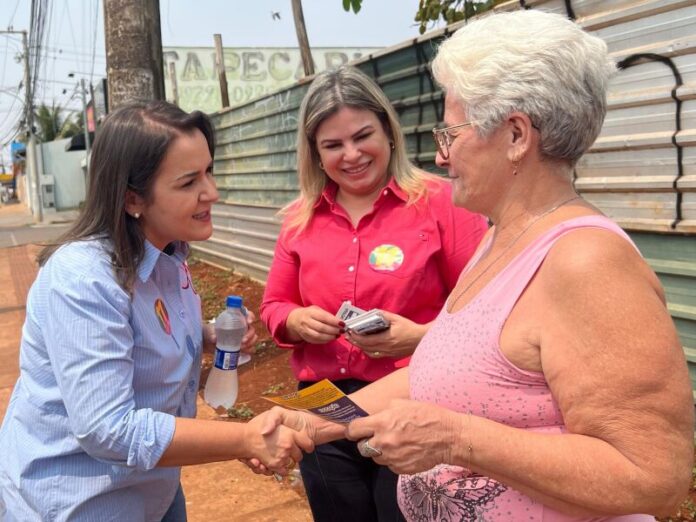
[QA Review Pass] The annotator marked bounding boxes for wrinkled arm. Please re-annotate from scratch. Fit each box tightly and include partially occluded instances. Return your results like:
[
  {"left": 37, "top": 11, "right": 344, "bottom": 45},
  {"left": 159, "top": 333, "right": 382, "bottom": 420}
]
[
  {"left": 257, "top": 368, "right": 411, "bottom": 450},
  {"left": 349, "top": 366, "right": 411, "bottom": 414},
  {"left": 490, "top": 230, "right": 693, "bottom": 515}
]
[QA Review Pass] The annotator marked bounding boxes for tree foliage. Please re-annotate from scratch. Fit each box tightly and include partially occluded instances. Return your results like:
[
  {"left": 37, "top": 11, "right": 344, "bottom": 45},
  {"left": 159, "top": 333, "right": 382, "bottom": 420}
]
[
  {"left": 340, "top": 0, "right": 506, "bottom": 35},
  {"left": 342, "top": 0, "right": 362, "bottom": 14},
  {"left": 416, "top": 0, "right": 508, "bottom": 34},
  {"left": 33, "top": 103, "right": 83, "bottom": 143}
]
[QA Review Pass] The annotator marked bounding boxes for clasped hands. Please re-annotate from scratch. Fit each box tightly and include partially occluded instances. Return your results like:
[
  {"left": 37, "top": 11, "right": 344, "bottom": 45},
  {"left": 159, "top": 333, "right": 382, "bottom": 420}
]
[{"left": 243, "top": 400, "right": 464, "bottom": 477}]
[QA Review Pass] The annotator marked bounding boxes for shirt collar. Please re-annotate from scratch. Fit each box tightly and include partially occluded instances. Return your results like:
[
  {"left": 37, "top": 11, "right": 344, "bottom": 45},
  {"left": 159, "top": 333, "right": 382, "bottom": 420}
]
[
  {"left": 138, "top": 240, "right": 189, "bottom": 282},
  {"left": 385, "top": 177, "right": 408, "bottom": 203},
  {"left": 315, "top": 177, "right": 407, "bottom": 209}
]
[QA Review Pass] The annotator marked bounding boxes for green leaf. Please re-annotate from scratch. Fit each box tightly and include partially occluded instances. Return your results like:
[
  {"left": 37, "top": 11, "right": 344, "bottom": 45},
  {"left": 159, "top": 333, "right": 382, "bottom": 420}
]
[
  {"left": 350, "top": 0, "right": 362, "bottom": 14},
  {"left": 343, "top": 0, "right": 351, "bottom": 12}
]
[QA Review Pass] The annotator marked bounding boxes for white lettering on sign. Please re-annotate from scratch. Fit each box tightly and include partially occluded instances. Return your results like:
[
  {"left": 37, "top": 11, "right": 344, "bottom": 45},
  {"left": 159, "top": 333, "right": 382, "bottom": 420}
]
[{"left": 163, "top": 47, "right": 380, "bottom": 114}]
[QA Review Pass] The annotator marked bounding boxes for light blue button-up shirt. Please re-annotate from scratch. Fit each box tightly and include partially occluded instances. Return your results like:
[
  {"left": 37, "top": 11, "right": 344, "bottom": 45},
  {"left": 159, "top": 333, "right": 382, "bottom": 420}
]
[{"left": 0, "top": 238, "right": 203, "bottom": 521}]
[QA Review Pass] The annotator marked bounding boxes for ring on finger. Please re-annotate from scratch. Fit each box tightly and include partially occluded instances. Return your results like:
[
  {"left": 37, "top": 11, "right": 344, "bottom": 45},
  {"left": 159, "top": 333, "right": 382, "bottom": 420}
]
[{"left": 358, "top": 438, "right": 383, "bottom": 458}]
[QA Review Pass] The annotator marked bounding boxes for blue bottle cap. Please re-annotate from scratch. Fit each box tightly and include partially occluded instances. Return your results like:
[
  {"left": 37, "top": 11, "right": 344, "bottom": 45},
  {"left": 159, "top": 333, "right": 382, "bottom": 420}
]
[{"left": 226, "top": 295, "right": 243, "bottom": 308}]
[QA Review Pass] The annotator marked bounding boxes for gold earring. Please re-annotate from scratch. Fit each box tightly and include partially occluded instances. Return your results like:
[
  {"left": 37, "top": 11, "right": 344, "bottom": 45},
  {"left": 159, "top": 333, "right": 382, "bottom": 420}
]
[
  {"left": 512, "top": 160, "right": 520, "bottom": 176},
  {"left": 319, "top": 161, "right": 325, "bottom": 171}
]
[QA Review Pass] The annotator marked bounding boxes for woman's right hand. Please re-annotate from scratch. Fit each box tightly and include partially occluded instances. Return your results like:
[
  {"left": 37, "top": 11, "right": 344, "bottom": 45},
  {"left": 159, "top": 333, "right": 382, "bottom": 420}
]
[
  {"left": 286, "top": 305, "right": 343, "bottom": 344},
  {"left": 242, "top": 410, "right": 315, "bottom": 474}
]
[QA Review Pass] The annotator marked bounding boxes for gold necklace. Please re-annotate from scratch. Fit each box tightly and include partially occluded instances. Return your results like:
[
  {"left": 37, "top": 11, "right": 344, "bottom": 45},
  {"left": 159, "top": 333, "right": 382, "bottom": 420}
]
[{"left": 448, "top": 194, "right": 581, "bottom": 310}]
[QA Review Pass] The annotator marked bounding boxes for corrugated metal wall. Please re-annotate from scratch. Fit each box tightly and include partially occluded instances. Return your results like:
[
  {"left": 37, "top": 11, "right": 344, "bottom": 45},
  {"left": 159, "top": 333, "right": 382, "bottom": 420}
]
[{"left": 193, "top": 0, "right": 696, "bottom": 394}]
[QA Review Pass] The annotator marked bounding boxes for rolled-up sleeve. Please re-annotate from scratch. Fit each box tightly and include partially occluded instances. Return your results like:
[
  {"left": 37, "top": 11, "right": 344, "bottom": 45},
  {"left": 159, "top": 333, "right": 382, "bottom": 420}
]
[
  {"left": 260, "top": 229, "right": 303, "bottom": 349},
  {"left": 45, "top": 271, "right": 175, "bottom": 471}
]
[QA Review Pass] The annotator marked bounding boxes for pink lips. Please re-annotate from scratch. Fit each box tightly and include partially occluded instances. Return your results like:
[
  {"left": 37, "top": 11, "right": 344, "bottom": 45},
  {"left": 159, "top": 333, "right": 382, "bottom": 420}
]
[{"left": 342, "top": 161, "right": 371, "bottom": 175}]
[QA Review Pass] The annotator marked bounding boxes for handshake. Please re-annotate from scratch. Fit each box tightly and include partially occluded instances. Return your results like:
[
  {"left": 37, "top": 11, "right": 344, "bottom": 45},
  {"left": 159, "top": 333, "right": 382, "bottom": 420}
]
[
  {"left": 241, "top": 380, "right": 375, "bottom": 477},
  {"left": 240, "top": 407, "right": 331, "bottom": 478}
]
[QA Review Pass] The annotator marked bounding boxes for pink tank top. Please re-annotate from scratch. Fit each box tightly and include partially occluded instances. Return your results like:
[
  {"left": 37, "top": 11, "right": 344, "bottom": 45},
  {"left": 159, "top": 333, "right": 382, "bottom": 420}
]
[{"left": 398, "top": 216, "right": 654, "bottom": 522}]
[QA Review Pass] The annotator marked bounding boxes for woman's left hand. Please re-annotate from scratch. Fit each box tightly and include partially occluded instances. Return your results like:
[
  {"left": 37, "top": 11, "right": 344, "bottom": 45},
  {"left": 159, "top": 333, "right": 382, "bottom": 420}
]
[
  {"left": 346, "top": 399, "right": 463, "bottom": 475},
  {"left": 345, "top": 311, "right": 428, "bottom": 359},
  {"left": 202, "top": 310, "right": 260, "bottom": 355},
  {"left": 240, "top": 310, "right": 259, "bottom": 354}
]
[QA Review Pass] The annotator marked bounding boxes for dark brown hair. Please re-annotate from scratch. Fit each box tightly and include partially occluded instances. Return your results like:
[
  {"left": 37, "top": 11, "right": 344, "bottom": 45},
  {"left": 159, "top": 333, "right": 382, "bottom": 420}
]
[{"left": 37, "top": 100, "right": 215, "bottom": 290}]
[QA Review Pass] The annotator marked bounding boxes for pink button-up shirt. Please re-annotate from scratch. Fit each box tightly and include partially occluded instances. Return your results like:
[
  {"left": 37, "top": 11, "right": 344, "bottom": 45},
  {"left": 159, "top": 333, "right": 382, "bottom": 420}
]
[{"left": 261, "top": 177, "right": 488, "bottom": 382}]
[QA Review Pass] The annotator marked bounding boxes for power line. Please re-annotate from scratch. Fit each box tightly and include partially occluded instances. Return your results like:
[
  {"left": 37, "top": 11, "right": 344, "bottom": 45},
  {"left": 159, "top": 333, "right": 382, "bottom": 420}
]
[
  {"left": 63, "top": 0, "right": 82, "bottom": 74},
  {"left": 90, "top": 0, "right": 99, "bottom": 82},
  {"left": 7, "top": 0, "right": 22, "bottom": 29},
  {"left": 42, "top": 48, "right": 106, "bottom": 60}
]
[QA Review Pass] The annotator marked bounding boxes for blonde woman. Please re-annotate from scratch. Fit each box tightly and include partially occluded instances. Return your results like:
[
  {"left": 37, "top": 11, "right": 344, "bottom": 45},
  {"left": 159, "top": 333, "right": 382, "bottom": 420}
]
[{"left": 261, "top": 66, "right": 487, "bottom": 521}]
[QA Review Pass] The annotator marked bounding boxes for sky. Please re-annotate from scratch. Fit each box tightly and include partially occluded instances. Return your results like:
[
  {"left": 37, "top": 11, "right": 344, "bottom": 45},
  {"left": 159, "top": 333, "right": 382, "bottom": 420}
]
[{"left": 0, "top": 0, "right": 435, "bottom": 168}]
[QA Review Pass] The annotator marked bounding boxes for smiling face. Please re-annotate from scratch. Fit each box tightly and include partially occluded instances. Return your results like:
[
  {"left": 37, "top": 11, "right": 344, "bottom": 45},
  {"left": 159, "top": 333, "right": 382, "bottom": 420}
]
[
  {"left": 436, "top": 96, "right": 510, "bottom": 214},
  {"left": 314, "top": 106, "right": 392, "bottom": 200},
  {"left": 127, "top": 128, "right": 219, "bottom": 250}
]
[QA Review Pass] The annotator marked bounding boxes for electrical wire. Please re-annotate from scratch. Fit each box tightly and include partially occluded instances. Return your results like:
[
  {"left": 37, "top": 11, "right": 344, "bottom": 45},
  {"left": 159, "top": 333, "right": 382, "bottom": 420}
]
[
  {"left": 89, "top": 0, "right": 99, "bottom": 82},
  {"left": 7, "top": 0, "right": 22, "bottom": 30}
]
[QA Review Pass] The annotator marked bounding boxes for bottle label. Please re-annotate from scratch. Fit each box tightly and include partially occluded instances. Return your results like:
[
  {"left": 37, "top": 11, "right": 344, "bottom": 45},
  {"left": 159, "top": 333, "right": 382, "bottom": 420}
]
[{"left": 214, "top": 348, "right": 240, "bottom": 370}]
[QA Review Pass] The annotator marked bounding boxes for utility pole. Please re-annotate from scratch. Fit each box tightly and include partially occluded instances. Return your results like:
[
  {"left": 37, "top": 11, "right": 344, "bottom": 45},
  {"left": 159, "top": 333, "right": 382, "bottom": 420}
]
[
  {"left": 0, "top": 29, "right": 42, "bottom": 221},
  {"left": 22, "top": 30, "right": 42, "bottom": 222},
  {"left": 103, "top": 0, "right": 165, "bottom": 109},
  {"left": 213, "top": 34, "right": 230, "bottom": 108},
  {"left": 291, "top": 0, "right": 315, "bottom": 77},
  {"left": 79, "top": 79, "right": 91, "bottom": 162}
]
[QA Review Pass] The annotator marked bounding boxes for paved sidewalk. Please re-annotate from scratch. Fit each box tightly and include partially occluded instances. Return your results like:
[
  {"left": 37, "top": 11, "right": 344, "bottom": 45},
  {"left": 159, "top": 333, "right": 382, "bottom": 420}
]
[
  {"left": 0, "top": 200, "right": 80, "bottom": 227},
  {"left": 0, "top": 244, "right": 39, "bottom": 421},
  {"left": 0, "top": 201, "right": 76, "bottom": 418},
  {"left": 0, "top": 201, "right": 35, "bottom": 228}
]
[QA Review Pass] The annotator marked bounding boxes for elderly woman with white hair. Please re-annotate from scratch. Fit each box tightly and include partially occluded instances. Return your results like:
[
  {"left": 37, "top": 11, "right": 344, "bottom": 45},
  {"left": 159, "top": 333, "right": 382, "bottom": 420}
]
[{"left": 260, "top": 9, "right": 694, "bottom": 521}]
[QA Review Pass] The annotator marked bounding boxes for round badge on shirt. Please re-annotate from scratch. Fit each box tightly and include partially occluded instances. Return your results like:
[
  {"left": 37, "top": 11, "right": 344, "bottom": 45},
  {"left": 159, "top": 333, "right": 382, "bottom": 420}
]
[{"left": 369, "top": 244, "right": 404, "bottom": 272}]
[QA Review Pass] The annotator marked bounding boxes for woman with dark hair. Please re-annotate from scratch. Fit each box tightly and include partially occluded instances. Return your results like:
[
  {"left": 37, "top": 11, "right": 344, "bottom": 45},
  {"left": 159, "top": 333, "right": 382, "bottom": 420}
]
[{"left": 0, "top": 101, "right": 312, "bottom": 521}]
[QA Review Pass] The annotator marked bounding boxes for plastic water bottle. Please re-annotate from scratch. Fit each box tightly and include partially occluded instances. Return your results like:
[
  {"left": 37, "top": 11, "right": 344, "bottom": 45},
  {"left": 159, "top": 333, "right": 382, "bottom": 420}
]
[{"left": 204, "top": 295, "right": 247, "bottom": 409}]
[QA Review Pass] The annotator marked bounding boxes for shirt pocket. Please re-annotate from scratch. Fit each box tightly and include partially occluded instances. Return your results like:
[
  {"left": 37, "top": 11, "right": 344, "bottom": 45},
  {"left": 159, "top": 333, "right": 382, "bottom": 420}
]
[{"left": 366, "top": 231, "right": 431, "bottom": 281}]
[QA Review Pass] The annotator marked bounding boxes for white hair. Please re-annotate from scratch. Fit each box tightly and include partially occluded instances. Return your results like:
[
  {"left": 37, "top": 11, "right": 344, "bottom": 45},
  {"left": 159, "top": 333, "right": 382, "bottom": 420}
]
[{"left": 431, "top": 10, "right": 616, "bottom": 165}]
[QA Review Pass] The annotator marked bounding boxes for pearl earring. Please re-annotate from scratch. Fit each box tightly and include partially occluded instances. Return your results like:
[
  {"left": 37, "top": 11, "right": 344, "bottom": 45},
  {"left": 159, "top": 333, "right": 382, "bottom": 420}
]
[{"left": 133, "top": 212, "right": 140, "bottom": 219}]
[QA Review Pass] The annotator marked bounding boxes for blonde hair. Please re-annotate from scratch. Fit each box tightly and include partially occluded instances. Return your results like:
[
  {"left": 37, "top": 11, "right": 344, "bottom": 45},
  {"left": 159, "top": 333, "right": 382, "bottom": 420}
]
[{"left": 283, "top": 66, "right": 433, "bottom": 234}]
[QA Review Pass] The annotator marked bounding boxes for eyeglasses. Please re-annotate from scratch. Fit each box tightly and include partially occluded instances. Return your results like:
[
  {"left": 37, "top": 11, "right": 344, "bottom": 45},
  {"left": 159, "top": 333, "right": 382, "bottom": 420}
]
[{"left": 432, "top": 121, "right": 477, "bottom": 160}]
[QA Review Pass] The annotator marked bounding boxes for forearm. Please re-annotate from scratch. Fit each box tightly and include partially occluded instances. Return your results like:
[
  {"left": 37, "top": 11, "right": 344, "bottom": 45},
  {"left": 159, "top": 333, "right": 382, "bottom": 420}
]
[
  {"left": 158, "top": 418, "right": 247, "bottom": 467},
  {"left": 350, "top": 367, "right": 410, "bottom": 414},
  {"left": 453, "top": 414, "right": 679, "bottom": 515}
]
